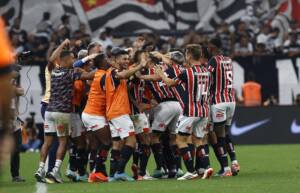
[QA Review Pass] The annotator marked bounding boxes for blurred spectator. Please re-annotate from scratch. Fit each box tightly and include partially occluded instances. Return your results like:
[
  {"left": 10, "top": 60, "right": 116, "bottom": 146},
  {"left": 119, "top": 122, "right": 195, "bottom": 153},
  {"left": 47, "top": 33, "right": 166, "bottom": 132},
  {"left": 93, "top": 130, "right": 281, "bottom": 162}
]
[
  {"left": 294, "top": 94, "right": 300, "bottom": 106},
  {"left": 183, "top": 30, "right": 201, "bottom": 45},
  {"left": 36, "top": 12, "right": 53, "bottom": 35},
  {"left": 216, "top": 22, "right": 234, "bottom": 56},
  {"left": 58, "top": 14, "right": 71, "bottom": 39},
  {"left": 268, "top": 28, "right": 282, "bottom": 53},
  {"left": 242, "top": 72, "right": 262, "bottom": 107},
  {"left": 254, "top": 43, "right": 269, "bottom": 56},
  {"left": 283, "top": 32, "right": 300, "bottom": 57},
  {"left": 234, "top": 35, "right": 253, "bottom": 57},
  {"left": 286, "top": 20, "right": 300, "bottom": 40},
  {"left": 263, "top": 95, "right": 278, "bottom": 106},
  {"left": 21, "top": 116, "right": 41, "bottom": 152},
  {"left": 240, "top": 5, "right": 259, "bottom": 34},
  {"left": 257, "top": 25, "right": 271, "bottom": 49},
  {"left": 95, "top": 27, "right": 113, "bottom": 49},
  {"left": 9, "top": 18, "right": 27, "bottom": 45},
  {"left": 235, "top": 21, "right": 253, "bottom": 42},
  {"left": 121, "top": 38, "right": 132, "bottom": 48}
]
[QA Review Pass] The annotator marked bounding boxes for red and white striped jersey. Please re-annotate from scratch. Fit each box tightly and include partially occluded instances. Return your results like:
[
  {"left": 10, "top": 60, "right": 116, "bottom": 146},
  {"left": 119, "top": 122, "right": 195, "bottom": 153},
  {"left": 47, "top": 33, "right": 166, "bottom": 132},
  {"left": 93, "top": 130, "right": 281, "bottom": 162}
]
[
  {"left": 175, "top": 65, "right": 210, "bottom": 117},
  {"left": 208, "top": 55, "right": 235, "bottom": 104}
]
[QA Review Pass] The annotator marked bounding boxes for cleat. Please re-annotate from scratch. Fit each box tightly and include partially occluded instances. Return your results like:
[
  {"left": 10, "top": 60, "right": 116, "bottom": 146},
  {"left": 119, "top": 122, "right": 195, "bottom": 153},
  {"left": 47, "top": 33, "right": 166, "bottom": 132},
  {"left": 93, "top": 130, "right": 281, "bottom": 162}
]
[
  {"left": 137, "top": 174, "right": 155, "bottom": 181},
  {"left": 176, "top": 169, "right": 184, "bottom": 178},
  {"left": 131, "top": 164, "right": 139, "bottom": 180},
  {"left": 76, "top": 174, "right": 88, "bottom": 182},
  {"left": 177, "top": 172, "right": 198, "bottom": 180},
  {"left": 46, "top": 171, "right": 63, "bottom": 183},
  {"left": 231, "top": 161, "right": 240, "bottom": 176},
  {"left": 12, "top": 176, "right": 25, "bottom": 182},
  {"left": 220, "top": 169, "right": 232, "bottom": 177},
  {"left": 151, "top": 168, "right": 165, "bottom": 179},
  {"left": 88, "top": 172, "right": 108, "bottom": 183},
  {"left": 108, "top": 176, "right": 117, "bottom": 182},
  {"left": 201, "top": 168, "right": 214, "bottom": 179},
  {"left": 34, "top": 169, "right": 46, "bottom": 183},
  {"left": 114, "top": 173, "right": 135, "bottom": 181},
  {"left": 65, "top": 169, "right": 77, "bottom": 181}
]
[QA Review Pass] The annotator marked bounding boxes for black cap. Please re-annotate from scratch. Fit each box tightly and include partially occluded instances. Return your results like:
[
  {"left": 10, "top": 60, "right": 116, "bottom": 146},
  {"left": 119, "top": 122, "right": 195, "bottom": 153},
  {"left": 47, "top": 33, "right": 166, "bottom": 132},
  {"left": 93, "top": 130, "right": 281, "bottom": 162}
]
[{"left": 111, "top": 47, "right": 128, "bottom": 56}]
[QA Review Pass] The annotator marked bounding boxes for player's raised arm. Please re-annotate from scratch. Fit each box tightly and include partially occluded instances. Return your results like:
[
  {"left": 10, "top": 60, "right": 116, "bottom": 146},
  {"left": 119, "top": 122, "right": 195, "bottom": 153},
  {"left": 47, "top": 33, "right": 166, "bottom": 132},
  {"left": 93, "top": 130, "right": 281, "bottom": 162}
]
[
  {"left": 154, "top": 65, "right": 177, "bottom": 87},
  {"left": 48, "top": 39, "right": 70, "bottom": 63}
]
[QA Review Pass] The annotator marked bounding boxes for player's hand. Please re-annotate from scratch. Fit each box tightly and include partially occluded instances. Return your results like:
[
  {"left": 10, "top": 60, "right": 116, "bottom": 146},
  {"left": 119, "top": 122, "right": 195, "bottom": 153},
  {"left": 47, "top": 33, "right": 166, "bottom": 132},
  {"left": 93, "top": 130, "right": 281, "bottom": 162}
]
[
  {"left": 87, "top": 53, "right": 99, "bottom": 60},
  {"left": 133, "top": 36, "right": 145, "bottom": 49},
  {"left": 62, "top": 39, "right": 70, "bottom": 46}
]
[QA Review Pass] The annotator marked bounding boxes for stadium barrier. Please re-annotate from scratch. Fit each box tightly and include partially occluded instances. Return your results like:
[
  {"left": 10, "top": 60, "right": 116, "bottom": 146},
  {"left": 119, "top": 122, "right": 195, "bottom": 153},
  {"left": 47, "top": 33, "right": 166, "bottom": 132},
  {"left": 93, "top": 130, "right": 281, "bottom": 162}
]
[{"left": 229, "top": 106, "right": 300, "bottom": 144}]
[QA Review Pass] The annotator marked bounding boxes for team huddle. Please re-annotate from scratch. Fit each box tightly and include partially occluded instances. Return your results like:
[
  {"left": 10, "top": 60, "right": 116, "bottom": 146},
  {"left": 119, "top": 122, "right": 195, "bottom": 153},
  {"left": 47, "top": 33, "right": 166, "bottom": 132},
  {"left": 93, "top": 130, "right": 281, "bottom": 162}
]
[{"left": 34, "top": 36, "right": 240, "bottom": 183}]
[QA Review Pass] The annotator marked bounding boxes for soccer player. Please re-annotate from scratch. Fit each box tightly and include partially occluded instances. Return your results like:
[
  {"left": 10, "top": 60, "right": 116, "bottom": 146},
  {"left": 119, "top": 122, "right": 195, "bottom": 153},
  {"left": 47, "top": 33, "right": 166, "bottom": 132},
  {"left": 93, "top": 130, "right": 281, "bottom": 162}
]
[
  {"left": 156, "top": 44, "right": 213, "bottom": 180},
  {"left": 207, "top": 38, "right": 239, "bottom": 177},
  {"left": 138, "top": 51, "right": 183, "bottom": 178},
  {"left": 128, "top": 50, "right": 154, "bottom": 180},
  {"left": 81, "top": 53, "right": 111, "bottom": 182},
  {"left": 66, "top": 50, "right": 91, "bottom": 182},
  {"left": 35, "top": 50, "right": 97, "bottom": 183},
  {"left": 103, "top": 47, "right": 146, "bottom": 181},
  {"left": 0, "top": 17, "right": 15, "bottom": 171}
]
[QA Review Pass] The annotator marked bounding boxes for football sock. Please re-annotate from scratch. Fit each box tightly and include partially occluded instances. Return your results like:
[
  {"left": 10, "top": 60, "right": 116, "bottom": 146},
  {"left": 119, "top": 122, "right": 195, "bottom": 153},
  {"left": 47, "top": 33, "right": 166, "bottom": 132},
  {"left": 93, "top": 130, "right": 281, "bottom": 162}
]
[
  {"left": 212, "top": 143, "right": 222, "bottom": 169},
  {"left": 151, "top": 143, "right": 163, "bottom": 170},
  {"left": 53, "top": 159, "right": 62, "bottom": 173},
  {"left": 196, "top": 145, "right": 210, "bottom": 170},
  {"left": 110, "top": 149, "right": 120, "bottom": 177},
  {"left": 171, "top": 145, "right": 182, "bottom": 170},
  {"left": 89, "top": 150, "right": 97, "bottom": 173},
  {"left": 132, "top": 143, "right": 140, "bottom": 166},
  {"left": 39, "top": 162, "right": 45, "bottom": 170},
  {"left": 188, "top": 143, "right": 195, "bottom": 163},
  {"left": 117, "top": 145, "right": 134, "bottom": 174},
  {"left": 225, "top": 134, "right": 236, "bottom": 161},
  {"left": 180, "top": 147, "right": 194, "bottom": 173},
  {"left": 69, "top": 145, "right": 77, "bottom": 172},
  {"left": 76, "top": 148, "right": 86, "bottom": 176},
  {"left": 139, "top": 144, "right": 151, "bottom": 176},
  {"left": 217, "top": 137, "right": 229, "bottom": 169},
  {"left": 162, "top": 143, "right": 176, "bottom": 177},
  {"left": 95, "top": 144, "right": 110, "bottom": 176}
]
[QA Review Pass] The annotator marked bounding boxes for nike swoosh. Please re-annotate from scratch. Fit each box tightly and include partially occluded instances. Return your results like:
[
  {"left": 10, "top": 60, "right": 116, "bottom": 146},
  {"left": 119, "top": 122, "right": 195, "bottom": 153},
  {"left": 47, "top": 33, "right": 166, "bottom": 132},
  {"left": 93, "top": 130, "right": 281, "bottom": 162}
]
[
  {"left": 231, "top": 119, "right": 270, "bottom": 136},
  {"left": 290, "top": 120, "right": 300, "bottom": 134}
]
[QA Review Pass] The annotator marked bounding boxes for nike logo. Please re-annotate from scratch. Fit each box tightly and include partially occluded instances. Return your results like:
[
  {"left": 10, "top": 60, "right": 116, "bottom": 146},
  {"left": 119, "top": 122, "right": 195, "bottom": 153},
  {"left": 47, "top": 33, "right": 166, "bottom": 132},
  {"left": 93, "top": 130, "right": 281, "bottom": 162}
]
[
  {"left": 231, "top": 119, "right": 270, "bottom": 136},
  {"left": 290, "top": 120, "right": 300, "bottom": 134}
]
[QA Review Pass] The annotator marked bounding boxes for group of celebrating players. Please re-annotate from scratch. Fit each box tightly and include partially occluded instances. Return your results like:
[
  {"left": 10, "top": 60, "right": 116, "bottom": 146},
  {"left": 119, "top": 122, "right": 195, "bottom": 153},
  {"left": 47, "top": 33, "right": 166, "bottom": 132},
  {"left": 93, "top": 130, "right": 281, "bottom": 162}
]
[{"left": 34, "top": 36, "right": 240, "bottom": 184}]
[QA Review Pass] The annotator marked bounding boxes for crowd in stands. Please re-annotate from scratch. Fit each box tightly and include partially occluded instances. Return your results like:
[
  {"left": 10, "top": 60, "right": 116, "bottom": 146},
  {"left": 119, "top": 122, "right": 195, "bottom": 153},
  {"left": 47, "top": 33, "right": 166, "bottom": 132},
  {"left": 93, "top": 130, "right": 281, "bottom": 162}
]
[{"left": 4, "top": 11, "right": 300, "bottom": 107}]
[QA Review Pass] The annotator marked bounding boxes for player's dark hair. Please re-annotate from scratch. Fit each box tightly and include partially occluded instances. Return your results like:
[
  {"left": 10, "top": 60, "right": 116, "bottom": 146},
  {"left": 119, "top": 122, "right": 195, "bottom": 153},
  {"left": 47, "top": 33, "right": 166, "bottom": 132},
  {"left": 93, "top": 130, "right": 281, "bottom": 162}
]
[
  {"left": 133, "top": 50, "right": 144, "bottom": 64},
  {"left": 201, "top": 46, "right": 210, "bottom": 59},
  {"left": 185, "top": 44, "right": 201, "bottom": 60},
  {"left": 209, "top": 38, "right": 222, "bottom": 49},
  {"left": 93, "top": 53, "right": 105, "bottom": 68}
]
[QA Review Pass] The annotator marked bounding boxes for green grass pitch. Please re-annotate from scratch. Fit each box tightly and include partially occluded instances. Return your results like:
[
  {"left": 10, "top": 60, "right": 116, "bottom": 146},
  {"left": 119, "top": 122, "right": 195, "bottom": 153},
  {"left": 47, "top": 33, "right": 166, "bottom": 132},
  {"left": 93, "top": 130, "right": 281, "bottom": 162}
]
[{"left": 0, "top": 144, "right": 300, "bottom": 193}]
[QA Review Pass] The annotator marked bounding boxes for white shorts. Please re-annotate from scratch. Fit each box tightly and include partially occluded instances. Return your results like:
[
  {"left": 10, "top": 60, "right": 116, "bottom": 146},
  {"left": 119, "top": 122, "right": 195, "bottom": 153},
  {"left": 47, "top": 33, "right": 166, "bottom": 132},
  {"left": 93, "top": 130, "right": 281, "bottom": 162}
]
[
  {"left": 131, "top": 113, "right": 151, "bottom": 134},
  {"left": 177, "top": 116, "right": 209, "bottom": 138},
  {"left": 109, "top": 114, "right": 135, "bottom": 139},
  {"left": 152, "top": 101, "right": 182, "bottom": 134},
  {"left": 211, "top": 102, "right": 236, "bottom": 126},
  {"left": 44, "top": 111, "right": 70, "bottom": 137},
  {"left": 70, "top": 113, "right": 84, "bottom": 138},
  {"left": 81, "top": 112, "right": 108, "bottom": 132}
]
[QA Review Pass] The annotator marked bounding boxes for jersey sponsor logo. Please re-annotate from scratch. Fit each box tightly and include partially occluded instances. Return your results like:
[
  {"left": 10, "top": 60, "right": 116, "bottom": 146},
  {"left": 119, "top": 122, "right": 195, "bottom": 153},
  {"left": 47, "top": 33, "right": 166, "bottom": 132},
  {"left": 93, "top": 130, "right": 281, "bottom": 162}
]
[
  {"left": 231, "top": 119, "right": 270, "bottom": 136},
  {"left": 290, "top": 120, "right": 300, "bottom": 134}
]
